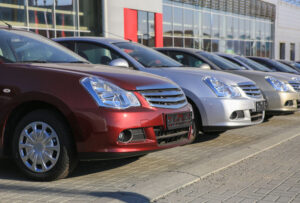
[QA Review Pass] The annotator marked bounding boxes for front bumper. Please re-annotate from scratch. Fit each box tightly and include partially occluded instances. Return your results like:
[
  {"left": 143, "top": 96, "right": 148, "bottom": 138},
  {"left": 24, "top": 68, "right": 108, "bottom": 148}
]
[
  {"left": 72, "top": 105, "right": 193, "bottom": 160},
  {"left": 200, "top": 97, "right": 265, "bottom": 130},
  {"left": 263, "top": 91, "right": 300, "bottom": 114}
]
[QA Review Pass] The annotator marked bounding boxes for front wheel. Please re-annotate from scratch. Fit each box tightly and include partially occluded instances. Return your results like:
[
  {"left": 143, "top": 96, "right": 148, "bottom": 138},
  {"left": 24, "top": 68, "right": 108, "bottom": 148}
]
[{"left": 12, "top": 109, "right": 77, "bottom": 181}]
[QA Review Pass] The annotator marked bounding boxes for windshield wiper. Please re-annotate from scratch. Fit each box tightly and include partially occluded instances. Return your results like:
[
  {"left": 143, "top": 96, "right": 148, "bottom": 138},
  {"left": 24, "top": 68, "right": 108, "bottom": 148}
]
[
  {"left": 19, "top": 60, "right": 48, "bottom": 63},
  {"left": 67, "top": 61, "right": 89, "bottom": 64}
]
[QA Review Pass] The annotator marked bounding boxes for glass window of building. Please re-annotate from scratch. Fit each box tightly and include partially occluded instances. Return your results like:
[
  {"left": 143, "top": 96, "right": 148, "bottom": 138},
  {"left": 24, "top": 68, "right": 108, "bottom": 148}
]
[
  {"left": 184, "top": 8, "right": 193, "bottom": 37},
  {"left": 162, "top": 0, "right": 275, "bottom": 58},
  {"left": 290, "top": 43, "right": 295, "bottom": 61},
  {"left": 138, "top": 11, "right": 155, "bottom": 47},
  {"left": 202, "top": 12, "right": 211, "bottom": 38},
  {"left": 0, "top": 0, "right": 103, "bottom": 38},
  {"left": 212, "top": 13, "right": 220, "bottom": 38},
  {"left": 0, "top": 0, "right": 25, "bottom": 25},
  {"left": 203, "top": 39, "right": 212, "bottom": 52},
  {"left": 226, "top": 16, "right": 233, "bottom": 39},
  {"left": 173, "top": 6, "right": 183, "bottom": 36},
  {"left": 280, "top": 43, "right": 285, "bottom": 60},
  {"left": 163, "top": 4, "right": 173, "bottom": 37}
]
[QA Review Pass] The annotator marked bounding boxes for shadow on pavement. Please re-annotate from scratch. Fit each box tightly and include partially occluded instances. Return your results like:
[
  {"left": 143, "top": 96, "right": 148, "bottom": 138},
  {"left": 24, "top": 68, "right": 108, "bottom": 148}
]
[
  {"left": 0, "top": 182, "right": 150, "bottom": 202},
  {"left": 191, "top": 132, "right": 221, "bottom": 144},
  {"left": 71, "top": 156, "right": 140, "bottom": 177},
  {"left": 0, "top": 156, "right": 141, "bottom": 181}
]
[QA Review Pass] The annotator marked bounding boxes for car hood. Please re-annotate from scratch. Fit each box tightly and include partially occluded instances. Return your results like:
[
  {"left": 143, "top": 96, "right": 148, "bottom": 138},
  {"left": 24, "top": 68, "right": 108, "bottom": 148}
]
[
  {"left": 16, "top": 63, "right": 177, "bottom": 91},
  {"left": 225, "top": 70, "right": 299, "bottom": 83},
  {"left": 146, "top": 67, "right": 255, "bottom": 86}
]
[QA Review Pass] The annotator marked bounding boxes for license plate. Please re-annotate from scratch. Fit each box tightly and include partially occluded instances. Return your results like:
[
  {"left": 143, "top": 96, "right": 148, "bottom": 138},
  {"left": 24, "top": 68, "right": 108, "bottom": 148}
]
[
  {"left": 255, "top": 101, "right": 266, "bottom": 112},
  {"left": 166, "top": 112, "right": 192, "bottom": 130}
]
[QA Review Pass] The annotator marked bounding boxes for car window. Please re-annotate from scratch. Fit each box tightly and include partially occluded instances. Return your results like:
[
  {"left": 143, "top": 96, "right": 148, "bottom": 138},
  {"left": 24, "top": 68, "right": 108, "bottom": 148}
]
[
  {"left": 0, "top": 29, "right": 86, "bottom": 63},
  {"left": 76, "top": 42, "right": 124, "bottom": 65},
  {"left": 113, "top": 42, "right": 182, "bottom": 68},
  {"left": 59, "top": 41, "right": 75, "bottom": 51},
  {"left": 236, "top": 56, "right": 273, "bottom": 72},
  {"left": 198, "top": 52, "right": 243, "bottom": 70},
  {"left": 168, "top": 52, "right": 204, "bottom": 67}
]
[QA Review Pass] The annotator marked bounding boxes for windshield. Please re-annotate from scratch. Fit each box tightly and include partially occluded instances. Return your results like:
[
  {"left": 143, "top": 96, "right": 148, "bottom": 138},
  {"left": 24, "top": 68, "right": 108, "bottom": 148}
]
[
  {"left": 0, "top": 29, "right": 88, "bottom": 63},
  {"left": 197, "top": 52, "right": 243, "bottom": 70},
  {"left": 270, "top": 60, "right": 299, "bottom": 74},
  {"left": 236, "top": 56, "right": 273, "bottom": 72},
  {"left": 113, "top": 42, "right": 182, "bottom": 68}
]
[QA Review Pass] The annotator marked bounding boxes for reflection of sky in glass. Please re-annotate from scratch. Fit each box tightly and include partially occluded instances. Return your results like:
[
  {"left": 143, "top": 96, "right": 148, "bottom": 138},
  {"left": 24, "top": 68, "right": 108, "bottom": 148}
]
[{"left": 35, "top": 0, "right": 72, "bottom": 6}]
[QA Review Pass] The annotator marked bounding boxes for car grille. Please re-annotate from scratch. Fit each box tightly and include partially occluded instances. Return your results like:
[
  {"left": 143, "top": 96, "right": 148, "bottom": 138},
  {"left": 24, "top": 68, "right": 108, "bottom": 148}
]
[
  {"left": 289, "top": 81, "right": 300, "bottom": 92},
  {"left": 297, "top": 100, "right": 300, "bottom": 109},
  {"left": 250, "top": 111, "right": 263, "bottom": 122},
  {"left": 238, "top": 82, "right": 262, "bottom": 98},
  {"left": 138, "top": 88, "right": 187, "bottom": 109},
  {"left": 154, "top": 127, "right": 189, "bottom": 146}
]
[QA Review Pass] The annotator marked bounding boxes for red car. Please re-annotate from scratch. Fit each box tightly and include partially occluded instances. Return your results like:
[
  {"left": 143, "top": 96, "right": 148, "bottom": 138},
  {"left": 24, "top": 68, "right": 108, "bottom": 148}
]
[{"left": 0, "top": 26, "right": 194, "bottom": 181}]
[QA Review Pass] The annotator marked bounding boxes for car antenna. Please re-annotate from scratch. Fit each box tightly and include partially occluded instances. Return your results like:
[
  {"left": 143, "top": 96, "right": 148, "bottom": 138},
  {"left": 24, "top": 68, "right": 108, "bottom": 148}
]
[{"left": 1, "top": 20, "right": 12, "bottom": 29}]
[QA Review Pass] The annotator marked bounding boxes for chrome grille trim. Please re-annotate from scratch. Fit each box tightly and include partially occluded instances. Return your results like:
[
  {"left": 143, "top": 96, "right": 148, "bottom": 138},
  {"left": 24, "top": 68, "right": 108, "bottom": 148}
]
[
  {"left": 238, "top": 82, "right": 262, "bottom": 98},
  {"left": 289, "top": 81, "right": 300, "bottom": 92},
  {"left": 138, "top": 88, "right": 187, "bottom": 109}
]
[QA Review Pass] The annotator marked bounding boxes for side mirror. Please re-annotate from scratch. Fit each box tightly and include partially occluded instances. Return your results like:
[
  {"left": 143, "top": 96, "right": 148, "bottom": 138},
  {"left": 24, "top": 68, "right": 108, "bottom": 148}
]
[
  {"left": 109, "top": 58, "right": 129, "bottom": 68},
  {"left": 199, "top": 64, "right": 211, "bottom": 70}
]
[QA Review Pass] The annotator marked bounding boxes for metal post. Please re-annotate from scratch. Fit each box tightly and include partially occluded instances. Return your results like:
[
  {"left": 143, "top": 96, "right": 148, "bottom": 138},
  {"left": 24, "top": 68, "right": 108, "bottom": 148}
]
[
  {"left": 102, "top": 0, "right": 108, "bottom": 37},
  {"left": 25, "top": 0, "right": 29, "bottom": 30},
  {"left": 53, "top": 0, "right": 56, "bottom": 38}
]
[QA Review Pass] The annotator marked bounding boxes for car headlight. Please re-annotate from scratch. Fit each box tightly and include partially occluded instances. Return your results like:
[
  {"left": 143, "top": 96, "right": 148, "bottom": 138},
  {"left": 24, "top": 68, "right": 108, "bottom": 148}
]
[
  {"left": 265, "top": 76, "right": 290, "bottom": 92},
  {"left": 81, "top": 77, "right": 140, "bottom": 109},
  {"left": 203, "top": 76, "right": 241, "bottom": 98}
]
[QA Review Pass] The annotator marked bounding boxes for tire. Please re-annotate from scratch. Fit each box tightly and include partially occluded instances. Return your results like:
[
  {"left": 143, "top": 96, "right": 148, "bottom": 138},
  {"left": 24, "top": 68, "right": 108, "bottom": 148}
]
[
  {"left": 188, "top": 104, "right": 200, "bottom": 144},
  {"left": 12, "top": 109, "right": 77, "bottom": 181}
]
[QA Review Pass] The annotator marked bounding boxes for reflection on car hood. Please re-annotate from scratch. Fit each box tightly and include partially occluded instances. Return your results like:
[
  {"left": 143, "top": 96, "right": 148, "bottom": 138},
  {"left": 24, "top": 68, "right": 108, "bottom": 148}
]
[
  {"left": 19, "top": 63, "right": 177, "bottom": 91},
  {"left": 155, "top": 67, "right": 255, "bottom": 86},
  {"left": 226, "top": 70, "right": 300, "bottom": 83}
]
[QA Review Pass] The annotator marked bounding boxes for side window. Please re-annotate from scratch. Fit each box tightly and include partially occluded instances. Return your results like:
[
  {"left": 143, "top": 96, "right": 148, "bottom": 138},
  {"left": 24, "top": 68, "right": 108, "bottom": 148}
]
[
  {"left": 59, "top": 41, "right": 75, "bottom": 52},
  {"left": 75, "top": 42, "right": 124, "bottom": 65},
  {"left": 169, "top": 52, "right": 204, "bottom": 67},
  {"left": 223, "top": 56, "right": 242, "bottom": 66}
]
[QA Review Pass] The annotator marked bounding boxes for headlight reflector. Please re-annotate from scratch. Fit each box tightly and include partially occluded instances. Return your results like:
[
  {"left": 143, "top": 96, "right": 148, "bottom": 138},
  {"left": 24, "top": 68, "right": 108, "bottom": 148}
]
[
  {"left": 203, "top": 76, "right": 241, "bottom": 98},
  {"left": 265, "top": 76, "right": 290, "bottom": 92},
  {"left": 81, "top": 77, "right": 140, "bottom": 109}
]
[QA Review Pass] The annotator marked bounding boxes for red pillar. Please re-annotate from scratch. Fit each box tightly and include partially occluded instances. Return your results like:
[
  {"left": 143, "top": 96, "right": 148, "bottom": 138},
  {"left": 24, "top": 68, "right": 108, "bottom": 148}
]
[
  {"left": 124, "top": 8, "right": 138, "bottom": 42},
  {"left": 155, "top": 13, "right": 163, "bottom": 47}
]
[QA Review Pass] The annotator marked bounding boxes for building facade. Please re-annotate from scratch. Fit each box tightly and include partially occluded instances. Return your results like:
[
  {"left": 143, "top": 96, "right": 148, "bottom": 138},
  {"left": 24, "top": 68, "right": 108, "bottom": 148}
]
[
  {"left": 0, "top": 0, "right": 299, "bottom": 60},
  {"left": 265, "top": 0, "right": 300, "bottom": 61}
]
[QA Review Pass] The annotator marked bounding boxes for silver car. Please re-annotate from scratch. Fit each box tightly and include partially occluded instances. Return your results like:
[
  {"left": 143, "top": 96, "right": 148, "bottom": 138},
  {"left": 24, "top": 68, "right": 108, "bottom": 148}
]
[{"left": 54, "top": 37, "right": 266, "bottom": 139}]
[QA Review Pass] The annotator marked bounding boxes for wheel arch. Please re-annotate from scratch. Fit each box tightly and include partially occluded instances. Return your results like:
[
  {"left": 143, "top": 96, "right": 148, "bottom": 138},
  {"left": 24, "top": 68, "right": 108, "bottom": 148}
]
[{"left": 2, "top": 99, "right": 78, "bottom": 157}]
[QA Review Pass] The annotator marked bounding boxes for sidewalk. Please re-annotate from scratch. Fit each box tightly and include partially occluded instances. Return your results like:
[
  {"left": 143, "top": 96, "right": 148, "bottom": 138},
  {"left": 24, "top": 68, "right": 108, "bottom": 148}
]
[{"left": 157, "top": 133, "right": 300, "bottom": 203}]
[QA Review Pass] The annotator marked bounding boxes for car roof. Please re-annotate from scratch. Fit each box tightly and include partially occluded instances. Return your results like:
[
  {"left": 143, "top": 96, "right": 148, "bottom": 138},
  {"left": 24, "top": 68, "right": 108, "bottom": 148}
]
[
  {"left": 155, "top": 47, "right": 206, "bottom": 54},
  {"left": 53, "top": 37, "right": 128, "bottom": 45}
]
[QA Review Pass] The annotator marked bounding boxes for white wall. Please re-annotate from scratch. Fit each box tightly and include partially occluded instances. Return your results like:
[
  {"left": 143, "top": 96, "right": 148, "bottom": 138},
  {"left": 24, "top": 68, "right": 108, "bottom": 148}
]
[
  {"left": 103, "top": 0, "right": 163, "bottom": 39},
  {"left": 264, "top": 0, "right": 300, "bottom": 60}
]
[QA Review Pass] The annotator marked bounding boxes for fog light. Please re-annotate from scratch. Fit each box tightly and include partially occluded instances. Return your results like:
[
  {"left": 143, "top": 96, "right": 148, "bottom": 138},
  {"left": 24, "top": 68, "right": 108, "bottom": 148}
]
[
  {"left": 230, "top": 110, "right": 244, "bottom": 120},
  {"left": 118, "top": 130, "right": 132, "bottom": 143},
  {"left": 285, "top": 100, "right": 293, "bottom": 106}
]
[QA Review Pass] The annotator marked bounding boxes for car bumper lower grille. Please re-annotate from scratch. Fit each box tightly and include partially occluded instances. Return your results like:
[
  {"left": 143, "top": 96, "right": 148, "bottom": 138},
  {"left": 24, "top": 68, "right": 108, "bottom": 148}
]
[
  {"left": 250, "top": 111, "right": 263, "bottom": 122},
  {"left": 297, "top": 100, "right": 300, "bottom": 109},
  {"left": 154, "top": 127, "right": 189, "bottom": 146}
]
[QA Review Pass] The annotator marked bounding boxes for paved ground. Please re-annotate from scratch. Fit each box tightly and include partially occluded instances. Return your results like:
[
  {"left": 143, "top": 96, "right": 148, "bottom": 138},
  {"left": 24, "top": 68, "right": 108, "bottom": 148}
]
[
  {"left": 0, "top": 113, "right": 300, "bottom": 203},
  {"left": 157, "top": 130, "right": 300, "bottom": 203}
]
